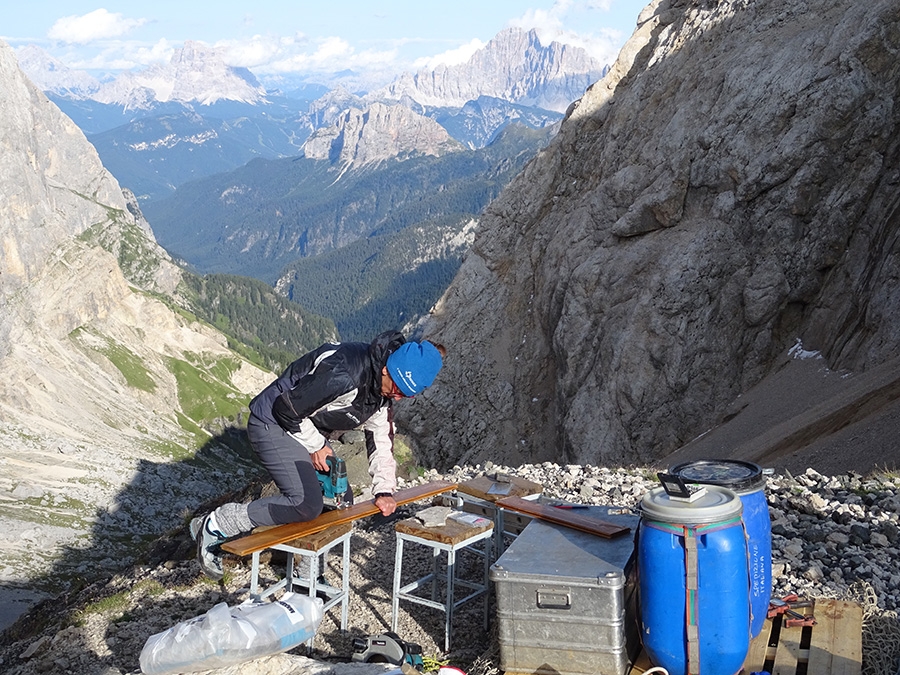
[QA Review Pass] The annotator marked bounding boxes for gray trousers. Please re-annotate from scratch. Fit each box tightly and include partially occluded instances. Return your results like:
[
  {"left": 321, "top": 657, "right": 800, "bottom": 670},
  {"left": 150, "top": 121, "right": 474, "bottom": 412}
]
[{"left": 246, "top": 414, "right": 324, "bottom": 527}]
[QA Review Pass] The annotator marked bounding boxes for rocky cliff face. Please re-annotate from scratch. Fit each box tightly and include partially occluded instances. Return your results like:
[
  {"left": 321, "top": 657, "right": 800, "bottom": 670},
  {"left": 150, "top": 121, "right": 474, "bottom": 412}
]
[
  {"left": 303, "top": 101, "right": 463, "bottom": 166},
  {"left": 380, "top": 27, "right": 606, "bottom": 113},
  {"left": 0, "top": 39, "right": 271, "bottom": 619},
  {"left": 405, "top": 0, "right": 900, "bottom": 470}
]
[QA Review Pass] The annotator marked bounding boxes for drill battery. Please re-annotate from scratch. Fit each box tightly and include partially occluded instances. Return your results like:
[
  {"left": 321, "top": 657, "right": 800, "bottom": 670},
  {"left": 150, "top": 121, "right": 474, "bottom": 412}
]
[{"left": 350, "top": 632, "right": 424, "bottom": 670}]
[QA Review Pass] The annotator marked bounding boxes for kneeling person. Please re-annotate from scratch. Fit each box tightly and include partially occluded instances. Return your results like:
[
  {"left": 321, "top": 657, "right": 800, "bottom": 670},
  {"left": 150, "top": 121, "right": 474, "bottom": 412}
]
[{"left": 191, "top": 330, "right": 444, "bottom": 580}]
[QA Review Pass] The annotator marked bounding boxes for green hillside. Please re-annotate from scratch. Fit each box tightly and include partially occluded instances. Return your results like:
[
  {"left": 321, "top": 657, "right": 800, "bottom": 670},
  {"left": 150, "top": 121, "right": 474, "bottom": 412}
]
[
  {"left": 278, "top": 213, "right": 471, "bottom": 340},
  {"left": 89, "top": 111, "right": 310, "bottom": 201},
  {"left": 143, "top": 123, "right": 555, "bottom": 285},
  {"left": 177, "top": 272, "right": 337, "bottom": 372}
]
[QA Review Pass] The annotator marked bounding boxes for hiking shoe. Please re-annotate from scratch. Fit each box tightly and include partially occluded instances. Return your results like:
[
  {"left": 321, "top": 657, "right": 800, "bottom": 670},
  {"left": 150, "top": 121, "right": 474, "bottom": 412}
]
[
  {"left": 189, "top": 516, "right": 203, "bottom": 541},
  {"left": 193, "top": 512, "right": 227, "bottom": 580}
]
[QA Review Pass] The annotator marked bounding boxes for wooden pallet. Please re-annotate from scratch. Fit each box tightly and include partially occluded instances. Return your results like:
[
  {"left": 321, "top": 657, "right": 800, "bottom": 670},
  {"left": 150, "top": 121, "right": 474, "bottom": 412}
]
[{"left": 628, "top": 598, "right": 862, "bottom": 675}]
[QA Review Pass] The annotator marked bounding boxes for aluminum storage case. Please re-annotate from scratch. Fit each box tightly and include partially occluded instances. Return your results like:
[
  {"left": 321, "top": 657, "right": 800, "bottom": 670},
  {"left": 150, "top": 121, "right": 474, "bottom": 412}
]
[{"left": 489, "top": 505, "right": 640, "bottom": 675}]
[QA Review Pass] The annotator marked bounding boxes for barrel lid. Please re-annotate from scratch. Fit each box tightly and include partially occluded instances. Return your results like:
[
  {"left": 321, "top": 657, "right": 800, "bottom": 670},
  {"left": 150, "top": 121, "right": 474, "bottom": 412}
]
[
  {"left": 639, "top": 485, "right": 742, "bottom": 524},
  {"left": 669, "top": 459, "right": 765, "bottom": 492}
]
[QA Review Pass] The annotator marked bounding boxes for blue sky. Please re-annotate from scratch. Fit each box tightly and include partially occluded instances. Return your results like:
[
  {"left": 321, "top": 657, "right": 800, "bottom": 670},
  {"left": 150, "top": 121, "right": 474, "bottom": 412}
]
[{"left": 2, "top": 1, "right": 648, "bottom": 79}]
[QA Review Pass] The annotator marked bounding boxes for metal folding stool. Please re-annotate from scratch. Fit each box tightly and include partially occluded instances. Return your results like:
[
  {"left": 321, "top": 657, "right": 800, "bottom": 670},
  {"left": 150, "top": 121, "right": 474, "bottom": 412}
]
[
  {"left": 249, "top": 521, "right": 352, "bottom": 646},
  {"left": 391, "top": 514, "right": 493, "bottom": 652}
]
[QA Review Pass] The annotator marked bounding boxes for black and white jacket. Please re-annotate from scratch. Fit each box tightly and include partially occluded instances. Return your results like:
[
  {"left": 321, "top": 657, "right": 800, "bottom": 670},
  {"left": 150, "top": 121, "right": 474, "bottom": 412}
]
[{"left": 248, "top": 330, "right": 406, "bottom": 495}]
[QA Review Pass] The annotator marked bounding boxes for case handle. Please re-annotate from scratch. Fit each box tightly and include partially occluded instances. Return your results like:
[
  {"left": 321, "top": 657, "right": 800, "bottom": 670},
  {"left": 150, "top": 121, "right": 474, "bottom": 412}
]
[{"left": 536, "top": 590, "right": 571, "bottom": 610}]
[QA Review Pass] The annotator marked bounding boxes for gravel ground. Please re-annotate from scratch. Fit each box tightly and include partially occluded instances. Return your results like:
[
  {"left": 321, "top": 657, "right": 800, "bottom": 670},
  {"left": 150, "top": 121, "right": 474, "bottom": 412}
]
[{"left": 1, "top": 461, "right": 899, "bottom": 675}]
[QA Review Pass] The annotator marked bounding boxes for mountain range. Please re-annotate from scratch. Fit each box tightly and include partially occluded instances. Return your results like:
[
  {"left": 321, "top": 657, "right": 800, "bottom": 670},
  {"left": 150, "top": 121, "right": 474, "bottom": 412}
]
[
  {"left": 16, "top": 28, "right": 585, "bottom": 202},
  {"left": 142, "top": 121, "right": 555, "bottom": 338},
  {"left": 378, "top": 26, "right": 605, "bottom": 112},
  {"left": 14, "top": 27, "right": 577, "bottom": 340}
]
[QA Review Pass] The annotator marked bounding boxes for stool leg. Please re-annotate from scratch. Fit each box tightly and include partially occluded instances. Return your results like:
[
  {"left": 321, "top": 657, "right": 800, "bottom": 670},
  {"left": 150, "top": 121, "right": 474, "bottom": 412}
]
[
  {"left": 431, "top": 546, "right": 440, "bottom": 602},
  {"left": 445, "top": 548, "right": 455, "bottom": 653},
  {"left": 306, "top": 553, "right": 317, "bottom": 650},
  {"left": 340, "top": 536, "right": 350, "bottom": 631},
  {"left": 307, "top": 553, "right": 317, "bottom": 598},
  {"left": 495, "top": 508, "right": 504, "bottom": 559},
  {"left": 391, "top": 536, "right": 403, "bottom": 632},
  {"left": 284, "top": 551, "right": 295, "bottom": 593},
  {"left": 250, "top": 551, "right": 261, "bottom": 599},
  {"left": 483, "top": 535, "right": 491, "bottom": 630}
]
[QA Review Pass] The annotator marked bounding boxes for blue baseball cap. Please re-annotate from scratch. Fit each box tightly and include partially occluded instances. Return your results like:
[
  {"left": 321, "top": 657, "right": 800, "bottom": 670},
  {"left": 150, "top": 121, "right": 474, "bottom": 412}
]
[{"left": 386, "top": 341, "right": 443, "bottom": 397}]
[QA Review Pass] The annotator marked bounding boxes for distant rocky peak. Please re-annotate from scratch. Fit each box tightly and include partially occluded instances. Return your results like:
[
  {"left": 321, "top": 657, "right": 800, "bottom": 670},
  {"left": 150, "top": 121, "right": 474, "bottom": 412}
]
[
  {"left": 15, "top": 44, "right": 99, "bottom": 98},
  {"left": 376, "top": 26, "right": 607, "bottom": 113},
  {"left": 303, "top": 101, "right": 462, "bottom": 168},
  {"left": 93, "top": 40, "right": 268, "bottom": 108},
  {"left": 172, "top": 40, "right": 218, "bottom": 64},
  {"left": 308, "top": 85, "right": 367, "bottom": 128}
]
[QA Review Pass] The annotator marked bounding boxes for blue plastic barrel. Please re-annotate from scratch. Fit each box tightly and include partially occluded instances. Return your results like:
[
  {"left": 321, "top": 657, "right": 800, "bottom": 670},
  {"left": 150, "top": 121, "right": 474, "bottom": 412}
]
[
  {"left": 670, "top": 459, "right": 772, "bottom": 637},
  {"left": 638, "top": 486, "right": 750, "bottom": 675}
]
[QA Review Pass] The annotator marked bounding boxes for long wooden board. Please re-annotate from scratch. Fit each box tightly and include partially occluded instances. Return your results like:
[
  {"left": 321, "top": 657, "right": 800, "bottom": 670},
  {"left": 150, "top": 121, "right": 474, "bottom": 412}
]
[
  {"left": 221, "top": 481, "right": 457, "bottom": 557},
  {"left": 495, "top": 495, "right": 631, "bottom": 539}
]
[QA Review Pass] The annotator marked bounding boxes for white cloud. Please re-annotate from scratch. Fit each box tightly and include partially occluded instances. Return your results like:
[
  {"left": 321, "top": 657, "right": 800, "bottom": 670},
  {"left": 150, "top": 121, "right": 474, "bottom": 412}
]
[
  {"left": 47, "top": 9, "right": 146, "bottom": 45},
  {"left": 215, "top": 35, "right": 284, "bottom": 69},
  {"left": 247, "top": 35, "right": 400, "bottom": 75},
  {"left": 67, "top": 38, "right": 174, "bottom": 71},
  {"left": 510, "top": 1, "right": 627, "bottom": 65},
  {"left": 313, "top": 36, "right": 353, "bottom": 63},
  {"left": 412, "top": 38, "right": 484, "bottom": 70}
]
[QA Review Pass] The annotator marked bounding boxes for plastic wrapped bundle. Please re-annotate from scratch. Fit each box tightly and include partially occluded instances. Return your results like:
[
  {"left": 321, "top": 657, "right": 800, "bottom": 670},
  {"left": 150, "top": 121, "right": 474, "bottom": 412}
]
[{"left": 139, "top": 592, "right": 324, "bottom": 674}]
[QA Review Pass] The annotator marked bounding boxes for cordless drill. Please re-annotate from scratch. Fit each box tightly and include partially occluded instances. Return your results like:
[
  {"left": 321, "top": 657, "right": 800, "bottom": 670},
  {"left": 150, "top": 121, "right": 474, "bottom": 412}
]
[{"left": 317, "top": 454, "right": 350, "bottom": 509}]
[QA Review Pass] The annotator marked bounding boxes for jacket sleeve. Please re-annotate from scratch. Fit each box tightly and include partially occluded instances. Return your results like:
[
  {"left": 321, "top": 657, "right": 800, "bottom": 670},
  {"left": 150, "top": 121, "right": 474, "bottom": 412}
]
[{"left": 363, "top": 404, "right": 397, "bottom": 495}]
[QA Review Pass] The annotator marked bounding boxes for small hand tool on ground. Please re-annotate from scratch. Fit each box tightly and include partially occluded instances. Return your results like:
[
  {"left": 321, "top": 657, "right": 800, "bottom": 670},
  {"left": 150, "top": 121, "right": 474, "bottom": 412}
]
[
  {"left": 768, "top": 594, "right": 816, "bottom": 626},
  {"left": 784, "top": 609, "right": 817, "bottom": 627}
]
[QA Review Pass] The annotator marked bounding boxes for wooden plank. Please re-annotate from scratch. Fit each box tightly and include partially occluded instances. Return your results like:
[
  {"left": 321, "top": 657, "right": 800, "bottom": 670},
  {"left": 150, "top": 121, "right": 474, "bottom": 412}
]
[
  {"left": 281, "top": 521, "right": 353, "bottom": 550},
  {"left": 744, "top": 616, "right": 776, "bottom": 672},
  {"left": 807, "top": 597, "right": 837, "bottom": 674},
  {"left": 809, "top": 599, "right": 862, "bottom": 675},
  {"left": 395, "top": 515, "right": 493, "bottom": 545},
  {"left": 772, "top": 620, "right": 804, "bottom": 674},
  {"left": 457, "top": 475, "right": 543, "bottom": 502},
  {"left": 495, "top": 495, "right": 631, "bottom": 539},
  {"left": 222, "top": 481, "right": 457, "bottom": 556}
]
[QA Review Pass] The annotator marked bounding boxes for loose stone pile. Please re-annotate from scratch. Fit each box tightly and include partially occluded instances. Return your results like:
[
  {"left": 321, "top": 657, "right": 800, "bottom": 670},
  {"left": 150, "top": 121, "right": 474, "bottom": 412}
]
[{"left": 0, "top": 462, "right": 898, "bottom": 675}]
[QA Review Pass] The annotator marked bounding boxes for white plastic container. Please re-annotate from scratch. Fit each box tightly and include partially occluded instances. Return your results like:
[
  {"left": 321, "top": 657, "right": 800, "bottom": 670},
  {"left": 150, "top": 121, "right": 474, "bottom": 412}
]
[{"left": 139, "top": 592, "right": 324, "bottom": 674}]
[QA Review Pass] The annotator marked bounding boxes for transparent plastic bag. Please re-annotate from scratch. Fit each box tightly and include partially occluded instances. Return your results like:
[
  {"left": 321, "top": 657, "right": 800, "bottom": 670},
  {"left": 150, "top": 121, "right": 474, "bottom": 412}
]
[{"left": 139, "top": 592, "right": 324, "bottom": 674}]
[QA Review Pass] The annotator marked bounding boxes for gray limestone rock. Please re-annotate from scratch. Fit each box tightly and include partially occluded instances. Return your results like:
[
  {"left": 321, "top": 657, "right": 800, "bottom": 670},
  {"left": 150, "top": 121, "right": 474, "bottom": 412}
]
[
  {"left": 303, "top": 102, "right": 463, "bottom": 167},
  {"left": 405, "top": 0, "right": 900, "bottom": 471}
]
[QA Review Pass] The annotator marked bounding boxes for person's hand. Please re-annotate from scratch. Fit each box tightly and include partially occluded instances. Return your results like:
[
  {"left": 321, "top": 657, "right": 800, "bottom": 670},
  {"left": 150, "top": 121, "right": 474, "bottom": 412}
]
[
  {"left": 374, "top": 494, "right": 397, "bottom": 516},
  {"left": 310, "top": 444, "right": 333, "bottom": 472}
]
